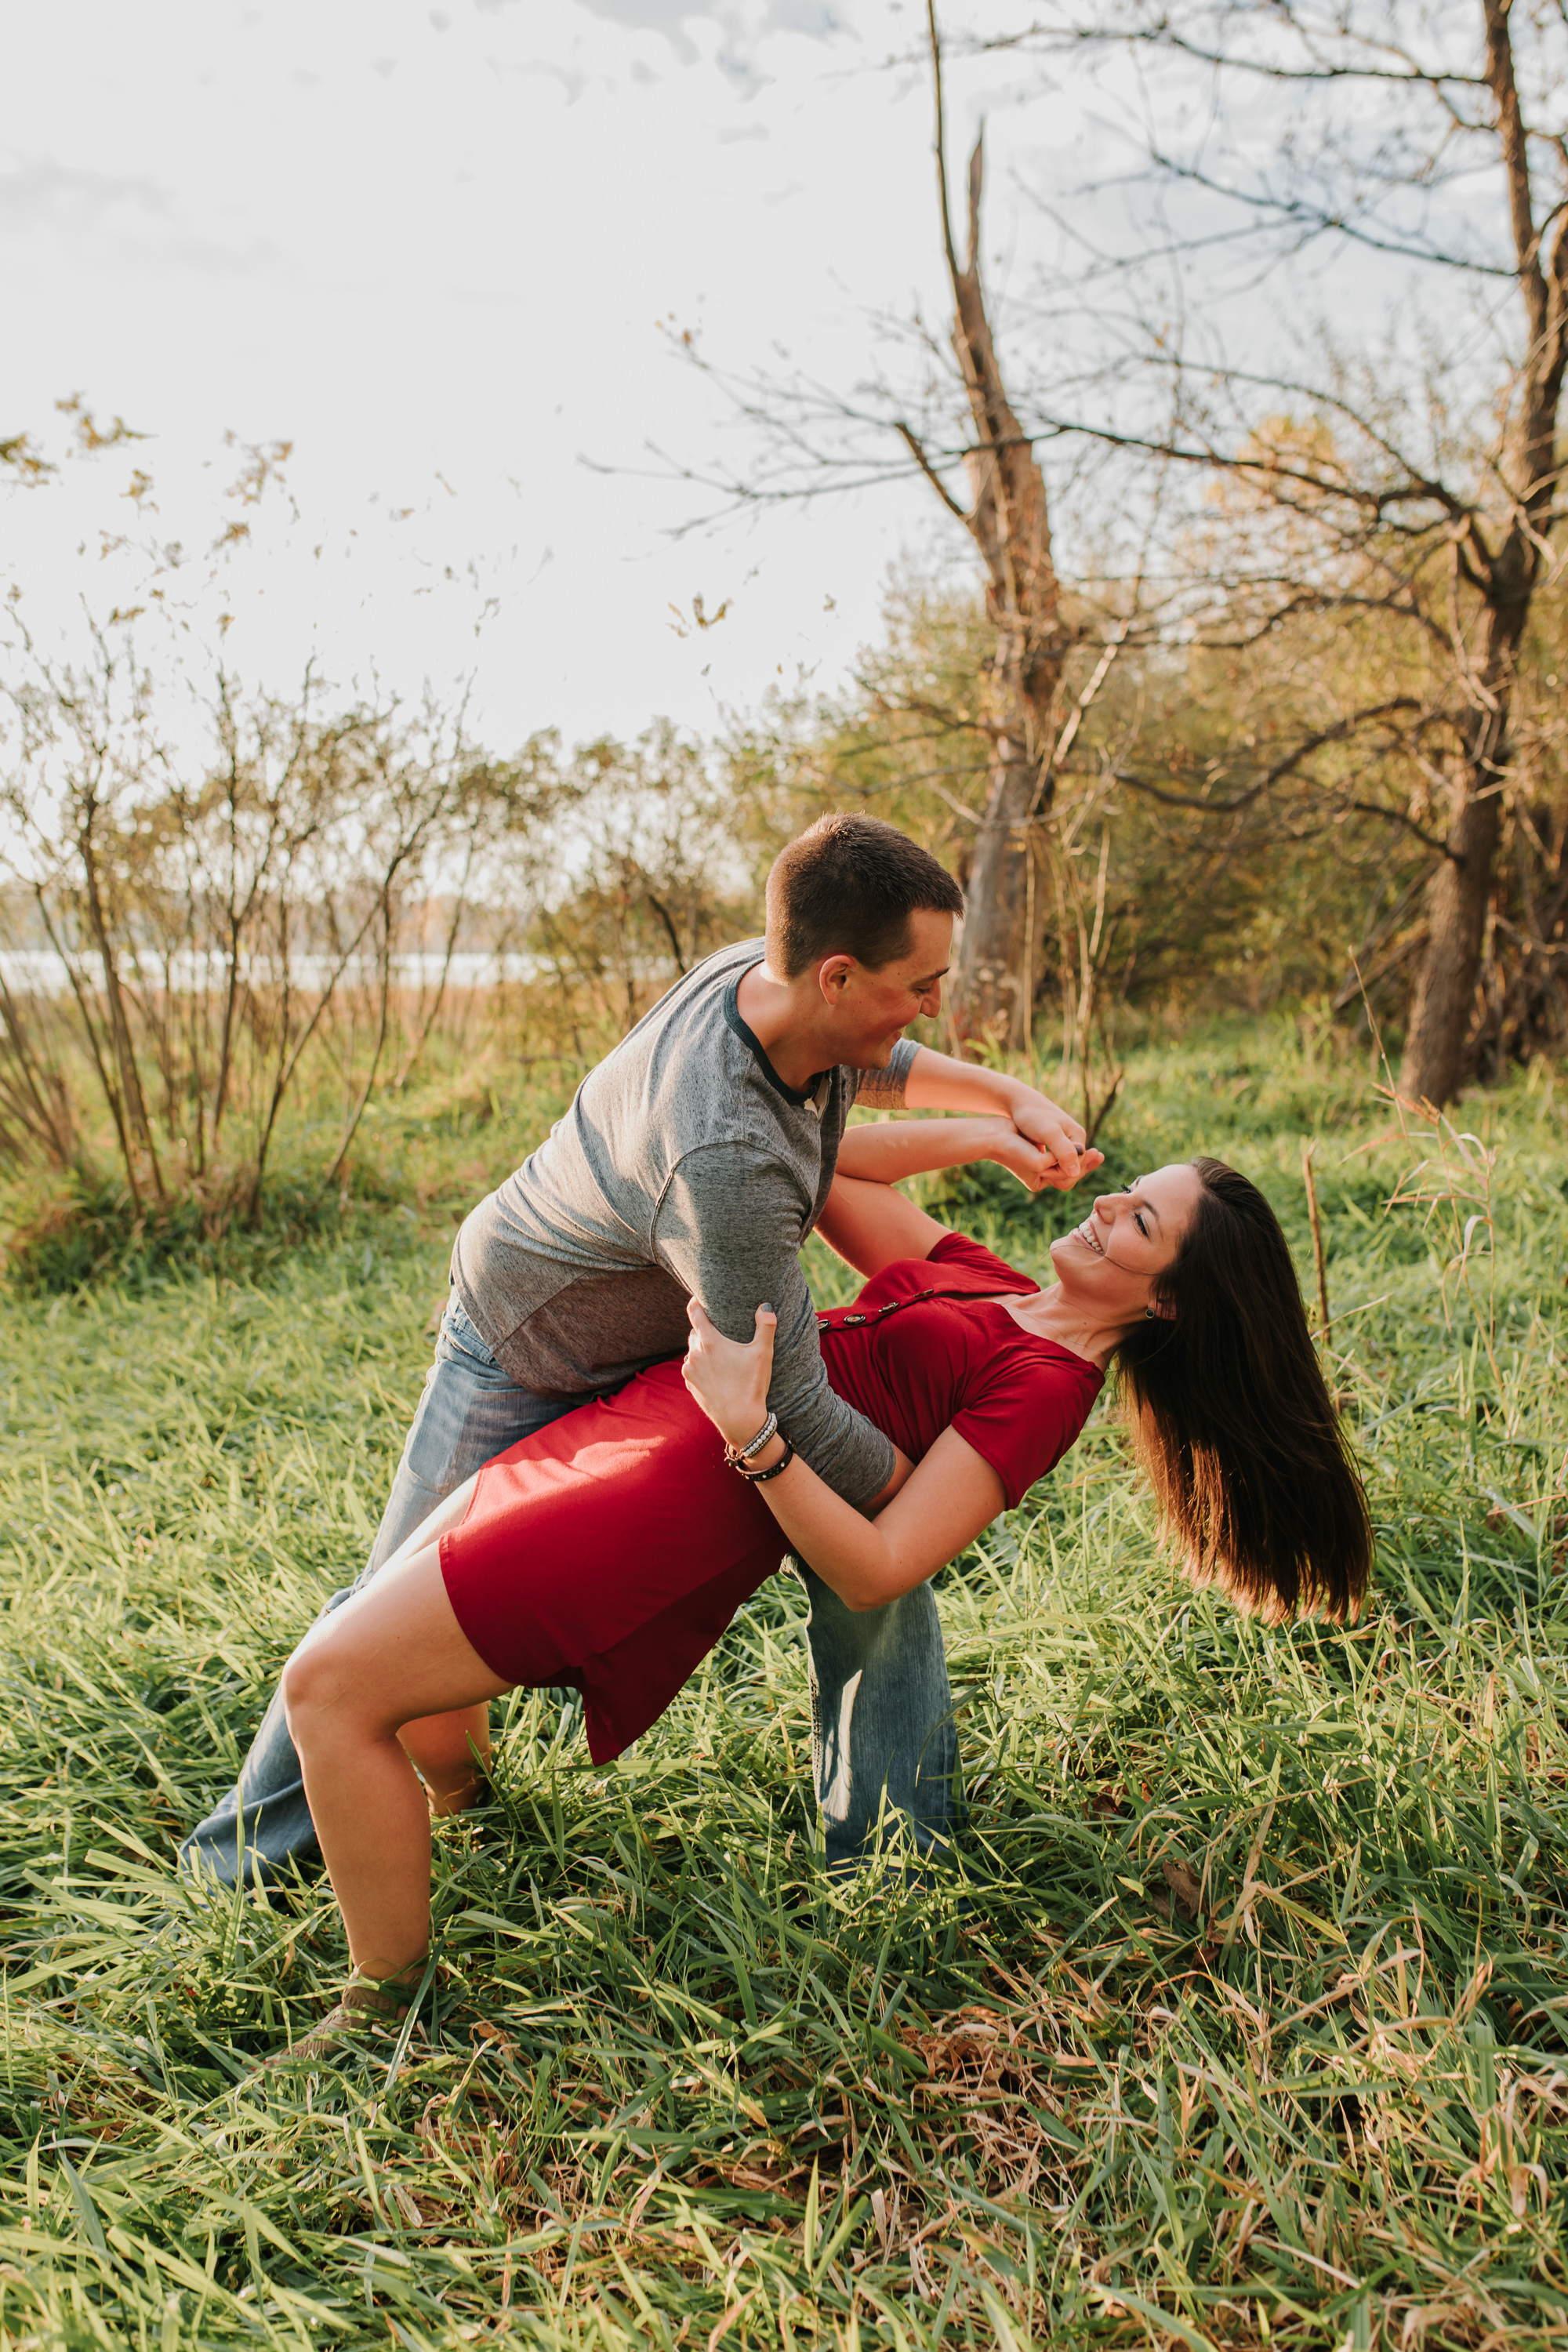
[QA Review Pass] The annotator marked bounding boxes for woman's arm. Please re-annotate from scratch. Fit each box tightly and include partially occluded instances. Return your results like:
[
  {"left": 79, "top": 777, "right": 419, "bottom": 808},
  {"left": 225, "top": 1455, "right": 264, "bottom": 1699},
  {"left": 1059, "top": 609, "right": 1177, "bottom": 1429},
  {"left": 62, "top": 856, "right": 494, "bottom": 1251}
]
[
  {"left": 682, "top": 1301, "right": 1007, "bottom": 1610},
  {"left": 835, "top": 1114, "right": 1058, "bottom": 1189},
  {"left": 820, "top": 1116, "right": 1071, "bottom": 1280},
  {"left": 815, "top": 1174, "right": 949, "bottom": 1279}
]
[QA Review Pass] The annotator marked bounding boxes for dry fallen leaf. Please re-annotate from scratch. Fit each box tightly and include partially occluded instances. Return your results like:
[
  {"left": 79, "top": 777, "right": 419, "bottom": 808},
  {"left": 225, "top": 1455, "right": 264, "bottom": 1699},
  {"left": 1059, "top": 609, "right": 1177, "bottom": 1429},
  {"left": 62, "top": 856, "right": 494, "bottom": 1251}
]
[{"left": 1161, "top": 1856, "right": 1204, "bottom": 1919}]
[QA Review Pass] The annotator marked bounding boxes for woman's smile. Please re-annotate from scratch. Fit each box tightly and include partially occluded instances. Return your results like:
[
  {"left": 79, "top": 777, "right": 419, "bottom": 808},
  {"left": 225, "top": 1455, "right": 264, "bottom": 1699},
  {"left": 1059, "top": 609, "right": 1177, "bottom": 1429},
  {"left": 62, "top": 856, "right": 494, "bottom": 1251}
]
[{"left": 1076, "top": 1215, "right": 1107, "bottom": 1257}]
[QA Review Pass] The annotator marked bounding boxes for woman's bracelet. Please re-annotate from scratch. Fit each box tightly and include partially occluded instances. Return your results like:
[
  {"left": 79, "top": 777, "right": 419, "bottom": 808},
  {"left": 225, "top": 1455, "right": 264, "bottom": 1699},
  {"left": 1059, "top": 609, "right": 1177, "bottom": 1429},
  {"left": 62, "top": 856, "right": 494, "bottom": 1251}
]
[
  {"left": 724, "top": 1412, "right": 777, "bottom": 1467},
  {"left": 733, "top": 1438, "right": 794, "bottom": 1483}
]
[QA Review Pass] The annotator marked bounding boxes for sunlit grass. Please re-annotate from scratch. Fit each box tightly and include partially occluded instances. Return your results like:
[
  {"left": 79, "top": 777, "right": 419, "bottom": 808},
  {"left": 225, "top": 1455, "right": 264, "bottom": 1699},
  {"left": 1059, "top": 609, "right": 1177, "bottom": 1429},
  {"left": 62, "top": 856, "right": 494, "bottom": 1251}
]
[{"left": 2, "top": 1021, "right": 1566, "bottom": 2347}]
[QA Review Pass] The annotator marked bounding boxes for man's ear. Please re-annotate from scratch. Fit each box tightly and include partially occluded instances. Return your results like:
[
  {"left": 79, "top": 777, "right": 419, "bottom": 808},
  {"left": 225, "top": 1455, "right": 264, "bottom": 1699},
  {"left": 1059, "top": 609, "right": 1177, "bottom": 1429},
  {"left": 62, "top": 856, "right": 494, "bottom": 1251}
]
[{"left": 815, "top": 953, "right": 855, "bottom": 1005}]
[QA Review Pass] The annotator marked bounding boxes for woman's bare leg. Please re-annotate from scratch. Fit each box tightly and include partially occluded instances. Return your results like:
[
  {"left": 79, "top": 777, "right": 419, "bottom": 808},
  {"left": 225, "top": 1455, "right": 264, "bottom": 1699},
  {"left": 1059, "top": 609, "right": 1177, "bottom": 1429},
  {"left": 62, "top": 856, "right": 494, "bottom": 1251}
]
[
  {"left": 281, "top": 1538, "right": 510, "bottom": 1980},
  {"left": 362, "top": 1472, "right": 495, "bottom": 1815},
  {"left": 400, "top": 1703, "right": 492, "bottom": 1814}
]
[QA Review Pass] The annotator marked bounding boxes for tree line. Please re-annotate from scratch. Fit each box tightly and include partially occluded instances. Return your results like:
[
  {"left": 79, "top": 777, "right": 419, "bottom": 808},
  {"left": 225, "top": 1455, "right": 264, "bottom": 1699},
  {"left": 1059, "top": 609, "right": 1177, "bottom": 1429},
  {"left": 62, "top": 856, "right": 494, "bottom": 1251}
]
[
  {"left": 6, "top": 0, "right": 1567, "bottom": 1235},
  {"left": 0, "top": 630, "right": 770, "bottom": 1225},
  {"left": 6, "top": 548, "right": 1542, "bottom": 1230}
]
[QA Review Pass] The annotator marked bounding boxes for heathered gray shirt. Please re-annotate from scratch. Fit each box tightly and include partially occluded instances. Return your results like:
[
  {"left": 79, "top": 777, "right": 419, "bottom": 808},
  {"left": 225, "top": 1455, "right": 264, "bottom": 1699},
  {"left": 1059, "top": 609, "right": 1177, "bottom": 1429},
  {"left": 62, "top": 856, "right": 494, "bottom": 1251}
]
[{"left": 452, "top": 938, "right": 916, "bottom": 1506}]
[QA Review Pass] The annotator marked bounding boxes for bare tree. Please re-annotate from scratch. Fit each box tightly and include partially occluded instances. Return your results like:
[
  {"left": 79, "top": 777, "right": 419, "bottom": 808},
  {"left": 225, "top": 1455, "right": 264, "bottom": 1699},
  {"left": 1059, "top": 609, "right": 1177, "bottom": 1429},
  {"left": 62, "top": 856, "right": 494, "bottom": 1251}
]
[
  {"left": 957, "top": 0, "right": 1568, "bottom": 1102},
  {"left": 1401, "top": 0, "right": 1568, "bottom": 1098},
  {"left": 0, "top": 630, "right": 552, "bottom": 1225},
  {"left": 901, "top": 3, "right": 1069, "bottom": 1043},
  {"left": 4, "top": 624, "right": 169, "bottom": 1206},
  {"left": 642, "top": 9, "right": 1154, "bottom": 1053}
]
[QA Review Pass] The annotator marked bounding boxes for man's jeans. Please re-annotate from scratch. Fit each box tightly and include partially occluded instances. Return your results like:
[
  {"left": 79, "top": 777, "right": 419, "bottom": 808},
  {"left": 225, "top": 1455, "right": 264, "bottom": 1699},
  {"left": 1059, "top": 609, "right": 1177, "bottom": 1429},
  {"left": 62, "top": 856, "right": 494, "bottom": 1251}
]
[{"left": 179, "top": 1294, "right": 960, "bottom": 1887}]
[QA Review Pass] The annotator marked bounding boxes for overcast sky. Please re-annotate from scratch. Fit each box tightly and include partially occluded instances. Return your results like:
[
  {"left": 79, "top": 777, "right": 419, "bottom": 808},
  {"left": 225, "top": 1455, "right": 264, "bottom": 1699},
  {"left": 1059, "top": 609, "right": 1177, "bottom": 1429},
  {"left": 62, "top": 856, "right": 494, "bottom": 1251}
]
[
  {"left": 1, "top": 0, "right": 1417, "bottom": 760},
  {"left": 1, "top": 2, "right": 1125, "bottom": 753}
]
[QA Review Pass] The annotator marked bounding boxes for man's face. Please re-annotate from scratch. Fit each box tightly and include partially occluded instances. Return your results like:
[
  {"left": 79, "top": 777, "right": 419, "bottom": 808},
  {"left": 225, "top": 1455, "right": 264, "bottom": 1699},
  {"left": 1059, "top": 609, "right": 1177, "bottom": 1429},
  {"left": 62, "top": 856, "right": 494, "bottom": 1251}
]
[{"left": 818, "top": 909, "right": 953, "bottom": 1066}]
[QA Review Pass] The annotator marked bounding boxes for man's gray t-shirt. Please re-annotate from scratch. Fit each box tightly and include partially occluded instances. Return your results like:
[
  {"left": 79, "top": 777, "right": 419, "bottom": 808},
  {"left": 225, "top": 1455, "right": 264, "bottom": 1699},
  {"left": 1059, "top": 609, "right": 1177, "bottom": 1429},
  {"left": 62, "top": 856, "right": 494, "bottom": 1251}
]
[{"left": 452, "top": 938, "right": 916, "bottom": 1505}]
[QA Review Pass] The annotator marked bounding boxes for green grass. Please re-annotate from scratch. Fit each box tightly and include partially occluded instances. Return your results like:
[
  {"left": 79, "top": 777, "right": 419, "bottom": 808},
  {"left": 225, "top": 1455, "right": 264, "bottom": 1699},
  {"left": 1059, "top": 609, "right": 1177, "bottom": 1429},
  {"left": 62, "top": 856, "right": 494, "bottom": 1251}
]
[{"left": 2, "top": 1021, "right": 1568, "bottom": 2349}]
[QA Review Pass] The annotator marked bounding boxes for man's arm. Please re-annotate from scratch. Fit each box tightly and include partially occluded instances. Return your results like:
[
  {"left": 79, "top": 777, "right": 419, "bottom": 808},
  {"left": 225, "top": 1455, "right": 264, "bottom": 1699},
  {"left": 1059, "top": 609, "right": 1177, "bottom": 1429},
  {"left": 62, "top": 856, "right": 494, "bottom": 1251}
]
[
  {"left": 652, "top": 1146, "right": 897, "bottom": 1508},
  {"left": 902, "top": 1047, "right": 1100, "bottom": 1188}
]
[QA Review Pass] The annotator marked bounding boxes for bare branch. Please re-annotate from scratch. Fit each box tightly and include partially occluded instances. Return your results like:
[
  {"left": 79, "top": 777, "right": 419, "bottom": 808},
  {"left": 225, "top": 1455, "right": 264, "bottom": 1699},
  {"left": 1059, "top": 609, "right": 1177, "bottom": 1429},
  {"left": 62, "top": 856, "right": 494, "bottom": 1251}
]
[{"left": 894, "top": 420, "right": 971, "bottom": 521}]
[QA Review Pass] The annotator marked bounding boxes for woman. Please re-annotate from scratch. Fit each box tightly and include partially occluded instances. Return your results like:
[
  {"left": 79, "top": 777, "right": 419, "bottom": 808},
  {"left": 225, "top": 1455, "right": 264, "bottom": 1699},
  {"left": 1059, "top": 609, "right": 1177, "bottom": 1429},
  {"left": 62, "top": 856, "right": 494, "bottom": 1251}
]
[{"left": 274, "top": 1120, "right": 1370, "bottom": 2054}]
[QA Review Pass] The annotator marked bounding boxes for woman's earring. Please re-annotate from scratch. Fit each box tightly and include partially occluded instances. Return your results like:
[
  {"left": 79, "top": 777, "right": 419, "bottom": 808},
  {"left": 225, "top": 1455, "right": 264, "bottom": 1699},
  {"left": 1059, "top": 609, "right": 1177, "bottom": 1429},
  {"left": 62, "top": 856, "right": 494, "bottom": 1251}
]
[{"left": 1145, "top": 1306, "right": 1156, "bottom": 1319}]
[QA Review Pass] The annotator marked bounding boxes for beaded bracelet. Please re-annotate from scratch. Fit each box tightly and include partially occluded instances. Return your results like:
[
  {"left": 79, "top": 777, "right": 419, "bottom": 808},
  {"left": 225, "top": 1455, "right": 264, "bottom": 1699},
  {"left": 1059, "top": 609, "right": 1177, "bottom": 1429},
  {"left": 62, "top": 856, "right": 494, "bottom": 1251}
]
[
  {"left": 733, "top": 1438, "right": 795, "bottom": 1483},
  {"left": 724, "top": 1411, "right": 778, "bottom": 1468}
]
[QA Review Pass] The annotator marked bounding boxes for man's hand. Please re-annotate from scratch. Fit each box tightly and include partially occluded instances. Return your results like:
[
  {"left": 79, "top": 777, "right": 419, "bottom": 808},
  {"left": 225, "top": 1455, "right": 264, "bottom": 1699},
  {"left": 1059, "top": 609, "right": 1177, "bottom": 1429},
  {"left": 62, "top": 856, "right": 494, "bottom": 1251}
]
[
  {"left": 902, "top": 1048, "right": 1101, "bottom": 1188},
  {"left": 986, "top": 1120, "right": 1103, "bottom": 1193},
  {"left": 1005, "top": 1085, "right": 1102, "bottom": 1190}
]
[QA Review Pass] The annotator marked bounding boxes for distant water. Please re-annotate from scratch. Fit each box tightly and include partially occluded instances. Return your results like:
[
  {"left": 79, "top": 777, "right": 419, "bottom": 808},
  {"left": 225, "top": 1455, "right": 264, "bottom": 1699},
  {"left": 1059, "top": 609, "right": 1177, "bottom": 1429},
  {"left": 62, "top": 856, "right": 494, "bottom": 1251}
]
[{"left": 0, "top": 949, "right": 545, "bottom": 998}]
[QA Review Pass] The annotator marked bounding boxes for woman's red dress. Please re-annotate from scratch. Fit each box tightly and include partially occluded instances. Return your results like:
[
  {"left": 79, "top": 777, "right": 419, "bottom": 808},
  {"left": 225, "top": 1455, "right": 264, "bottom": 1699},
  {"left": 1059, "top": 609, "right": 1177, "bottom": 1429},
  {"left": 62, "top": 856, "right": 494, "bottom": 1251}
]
[{"left": 437, "top": 1232, "right": 1102, "bottom": 1762}]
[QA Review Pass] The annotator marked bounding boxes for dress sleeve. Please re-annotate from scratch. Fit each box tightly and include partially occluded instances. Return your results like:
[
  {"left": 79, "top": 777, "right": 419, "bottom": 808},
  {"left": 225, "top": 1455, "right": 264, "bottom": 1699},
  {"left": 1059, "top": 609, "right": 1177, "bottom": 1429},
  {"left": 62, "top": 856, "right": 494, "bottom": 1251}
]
[{"left": 952, "top": 1355, "right": 1103, "bottom": 1512}]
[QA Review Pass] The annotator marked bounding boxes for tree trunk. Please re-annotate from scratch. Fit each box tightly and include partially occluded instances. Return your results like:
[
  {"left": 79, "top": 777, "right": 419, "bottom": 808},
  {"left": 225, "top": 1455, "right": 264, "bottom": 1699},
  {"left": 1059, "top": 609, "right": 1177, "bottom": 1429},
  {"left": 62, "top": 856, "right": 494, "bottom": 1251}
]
[
  {"left": 916, "top": 13, "right": 1065, "bottom": 1051},
  {"left": 1399, "top": 779, "right": 1504, "bottom": 1106},
  {"left": 1400, "top": 600, "right": 1523, "bottom": 1105},
  {"left": 1399, "top": 0, "right": 1568, "bottom": 1104},
  {"left": 945, "top": 139, "right": 1063, "bottom": 1047},
  {"left": 957, "top": 736, "right": 1036, "bottom": 1044}
]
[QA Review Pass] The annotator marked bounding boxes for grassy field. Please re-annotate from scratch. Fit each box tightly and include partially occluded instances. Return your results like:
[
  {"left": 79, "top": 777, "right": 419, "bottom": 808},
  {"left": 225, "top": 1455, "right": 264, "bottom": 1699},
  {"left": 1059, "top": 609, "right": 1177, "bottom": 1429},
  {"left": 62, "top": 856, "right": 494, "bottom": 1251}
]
[{"left": 2, "top": 1022, "right": 1566, "bottom": 2350}]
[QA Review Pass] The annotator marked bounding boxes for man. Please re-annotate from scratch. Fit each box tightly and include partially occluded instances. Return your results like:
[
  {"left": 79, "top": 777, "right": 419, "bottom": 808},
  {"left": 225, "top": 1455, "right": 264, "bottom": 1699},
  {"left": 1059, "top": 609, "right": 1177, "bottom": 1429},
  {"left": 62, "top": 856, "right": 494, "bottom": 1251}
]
[{"left": 181, "top": 814, "right": 1091, "bottom": 1887}]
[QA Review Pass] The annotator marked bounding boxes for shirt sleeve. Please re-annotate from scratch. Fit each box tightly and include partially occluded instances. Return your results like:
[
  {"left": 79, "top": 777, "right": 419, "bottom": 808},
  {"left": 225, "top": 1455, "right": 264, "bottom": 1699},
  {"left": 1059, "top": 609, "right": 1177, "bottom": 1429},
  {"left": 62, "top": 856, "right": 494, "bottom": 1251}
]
[
  {"left": 850, "top": 1036, "right": 919, "bottom": 1111},
  {"left": 652, "top": 1145, "right": 898, "bottom": 1507}
]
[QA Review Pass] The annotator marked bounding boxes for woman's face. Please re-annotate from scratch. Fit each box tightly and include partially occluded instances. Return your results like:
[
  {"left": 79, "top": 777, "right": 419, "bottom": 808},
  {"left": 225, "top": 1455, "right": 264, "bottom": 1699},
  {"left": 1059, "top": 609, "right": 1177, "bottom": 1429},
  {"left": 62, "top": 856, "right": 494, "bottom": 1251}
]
[{"left": 1047, "top": 1162, "right": 1204, "bottom": 1324}]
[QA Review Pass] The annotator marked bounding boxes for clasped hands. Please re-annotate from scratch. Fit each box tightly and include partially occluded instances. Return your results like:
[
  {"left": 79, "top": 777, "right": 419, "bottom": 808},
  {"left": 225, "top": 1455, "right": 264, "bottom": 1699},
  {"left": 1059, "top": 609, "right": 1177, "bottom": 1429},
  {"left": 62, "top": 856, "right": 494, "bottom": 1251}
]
[{"left": 989, "top": 1084, "right": 1104, "bottom": 1195}]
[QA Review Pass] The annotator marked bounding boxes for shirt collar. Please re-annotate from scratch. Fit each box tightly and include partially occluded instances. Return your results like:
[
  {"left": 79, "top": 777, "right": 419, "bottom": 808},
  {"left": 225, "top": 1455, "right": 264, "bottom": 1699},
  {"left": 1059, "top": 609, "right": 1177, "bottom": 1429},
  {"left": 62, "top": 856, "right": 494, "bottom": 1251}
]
[{"left": 723, "top": 964, "right": 832, "bottom": 1112}]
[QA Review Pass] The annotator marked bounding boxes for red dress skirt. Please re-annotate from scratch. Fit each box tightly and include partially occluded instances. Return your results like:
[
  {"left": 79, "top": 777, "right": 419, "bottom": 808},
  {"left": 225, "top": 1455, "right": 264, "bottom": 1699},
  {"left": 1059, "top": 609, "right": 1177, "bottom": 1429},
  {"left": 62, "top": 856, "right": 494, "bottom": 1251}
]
[{"left": 439, "top": 1361, "right": 782, "bottom": 1764}]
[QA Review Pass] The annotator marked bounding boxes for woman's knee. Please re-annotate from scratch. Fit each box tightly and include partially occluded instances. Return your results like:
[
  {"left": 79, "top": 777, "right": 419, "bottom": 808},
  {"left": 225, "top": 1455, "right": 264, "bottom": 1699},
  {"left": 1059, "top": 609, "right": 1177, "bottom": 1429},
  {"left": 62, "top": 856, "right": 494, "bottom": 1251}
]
[{"left": 281, "top": 1639, "right": 354, "bottom": 1741}]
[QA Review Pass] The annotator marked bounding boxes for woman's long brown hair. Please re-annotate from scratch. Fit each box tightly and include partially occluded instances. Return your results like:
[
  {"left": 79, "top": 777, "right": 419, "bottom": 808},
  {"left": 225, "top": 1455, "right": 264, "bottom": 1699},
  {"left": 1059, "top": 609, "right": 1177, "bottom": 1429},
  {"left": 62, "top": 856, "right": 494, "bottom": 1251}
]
[{"left": 1113, "top": 1158, "right": 1372, "bottom": 1623}]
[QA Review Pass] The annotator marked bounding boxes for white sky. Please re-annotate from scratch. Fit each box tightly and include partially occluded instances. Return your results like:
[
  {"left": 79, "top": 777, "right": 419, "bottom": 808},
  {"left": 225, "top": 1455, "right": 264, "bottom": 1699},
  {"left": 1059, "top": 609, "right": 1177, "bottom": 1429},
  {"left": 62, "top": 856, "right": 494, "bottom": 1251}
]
[
  {"left": 0, "top": 0, "right": 1465, "bottom": 760},
  {"left": 2, "top": 0, "right": 996, "bottom": 753}
]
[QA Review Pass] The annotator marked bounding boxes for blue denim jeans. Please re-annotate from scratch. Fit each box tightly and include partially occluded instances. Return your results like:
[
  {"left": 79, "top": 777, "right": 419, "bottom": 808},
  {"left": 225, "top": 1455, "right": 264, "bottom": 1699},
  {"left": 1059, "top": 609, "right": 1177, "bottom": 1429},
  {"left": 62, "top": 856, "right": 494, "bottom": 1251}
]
[{"left": 179, "top": 1293, "right": 959, "bottom": 1887}]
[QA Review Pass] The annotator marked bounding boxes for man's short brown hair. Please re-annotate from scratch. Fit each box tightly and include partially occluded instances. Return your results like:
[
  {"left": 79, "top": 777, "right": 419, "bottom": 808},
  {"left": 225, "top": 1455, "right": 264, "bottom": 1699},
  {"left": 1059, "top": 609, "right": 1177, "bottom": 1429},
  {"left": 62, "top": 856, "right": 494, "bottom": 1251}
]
[{"left": 765, "top": 813, "right": 964, "bottom": 978}]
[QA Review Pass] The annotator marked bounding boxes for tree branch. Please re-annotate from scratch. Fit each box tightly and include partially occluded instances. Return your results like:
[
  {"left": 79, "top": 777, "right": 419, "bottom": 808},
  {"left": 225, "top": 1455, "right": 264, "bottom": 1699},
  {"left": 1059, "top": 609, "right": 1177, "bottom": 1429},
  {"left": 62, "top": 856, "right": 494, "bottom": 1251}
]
[{"left": 895, "top": 419, "right": 971, "bottom": 521}]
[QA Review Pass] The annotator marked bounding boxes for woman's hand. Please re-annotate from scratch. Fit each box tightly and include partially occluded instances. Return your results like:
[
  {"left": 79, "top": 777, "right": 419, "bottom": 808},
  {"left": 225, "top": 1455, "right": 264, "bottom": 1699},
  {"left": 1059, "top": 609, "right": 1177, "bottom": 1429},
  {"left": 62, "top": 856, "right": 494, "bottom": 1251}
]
[
  {"left": 985, "top": 1121, "right": 1095, "bottom": 1193},
  {"left": 1000, "top": 1121, "right": 1105, "bottom": 1192},
  {"left": 682, "top": 1299, "right": 776, "bottom": 1450}
]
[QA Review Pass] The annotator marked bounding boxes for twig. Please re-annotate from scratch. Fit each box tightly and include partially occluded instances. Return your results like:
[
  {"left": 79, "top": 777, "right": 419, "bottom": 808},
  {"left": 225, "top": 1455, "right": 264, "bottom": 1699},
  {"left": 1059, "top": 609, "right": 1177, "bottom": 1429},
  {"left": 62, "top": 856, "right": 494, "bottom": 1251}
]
[
  {"left": 1302, "top": 1142, "right": 1331, "bottom": 1349},
  {"left": 1086, "top": 1065, "right": 1123, "bottom": 1148}
]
